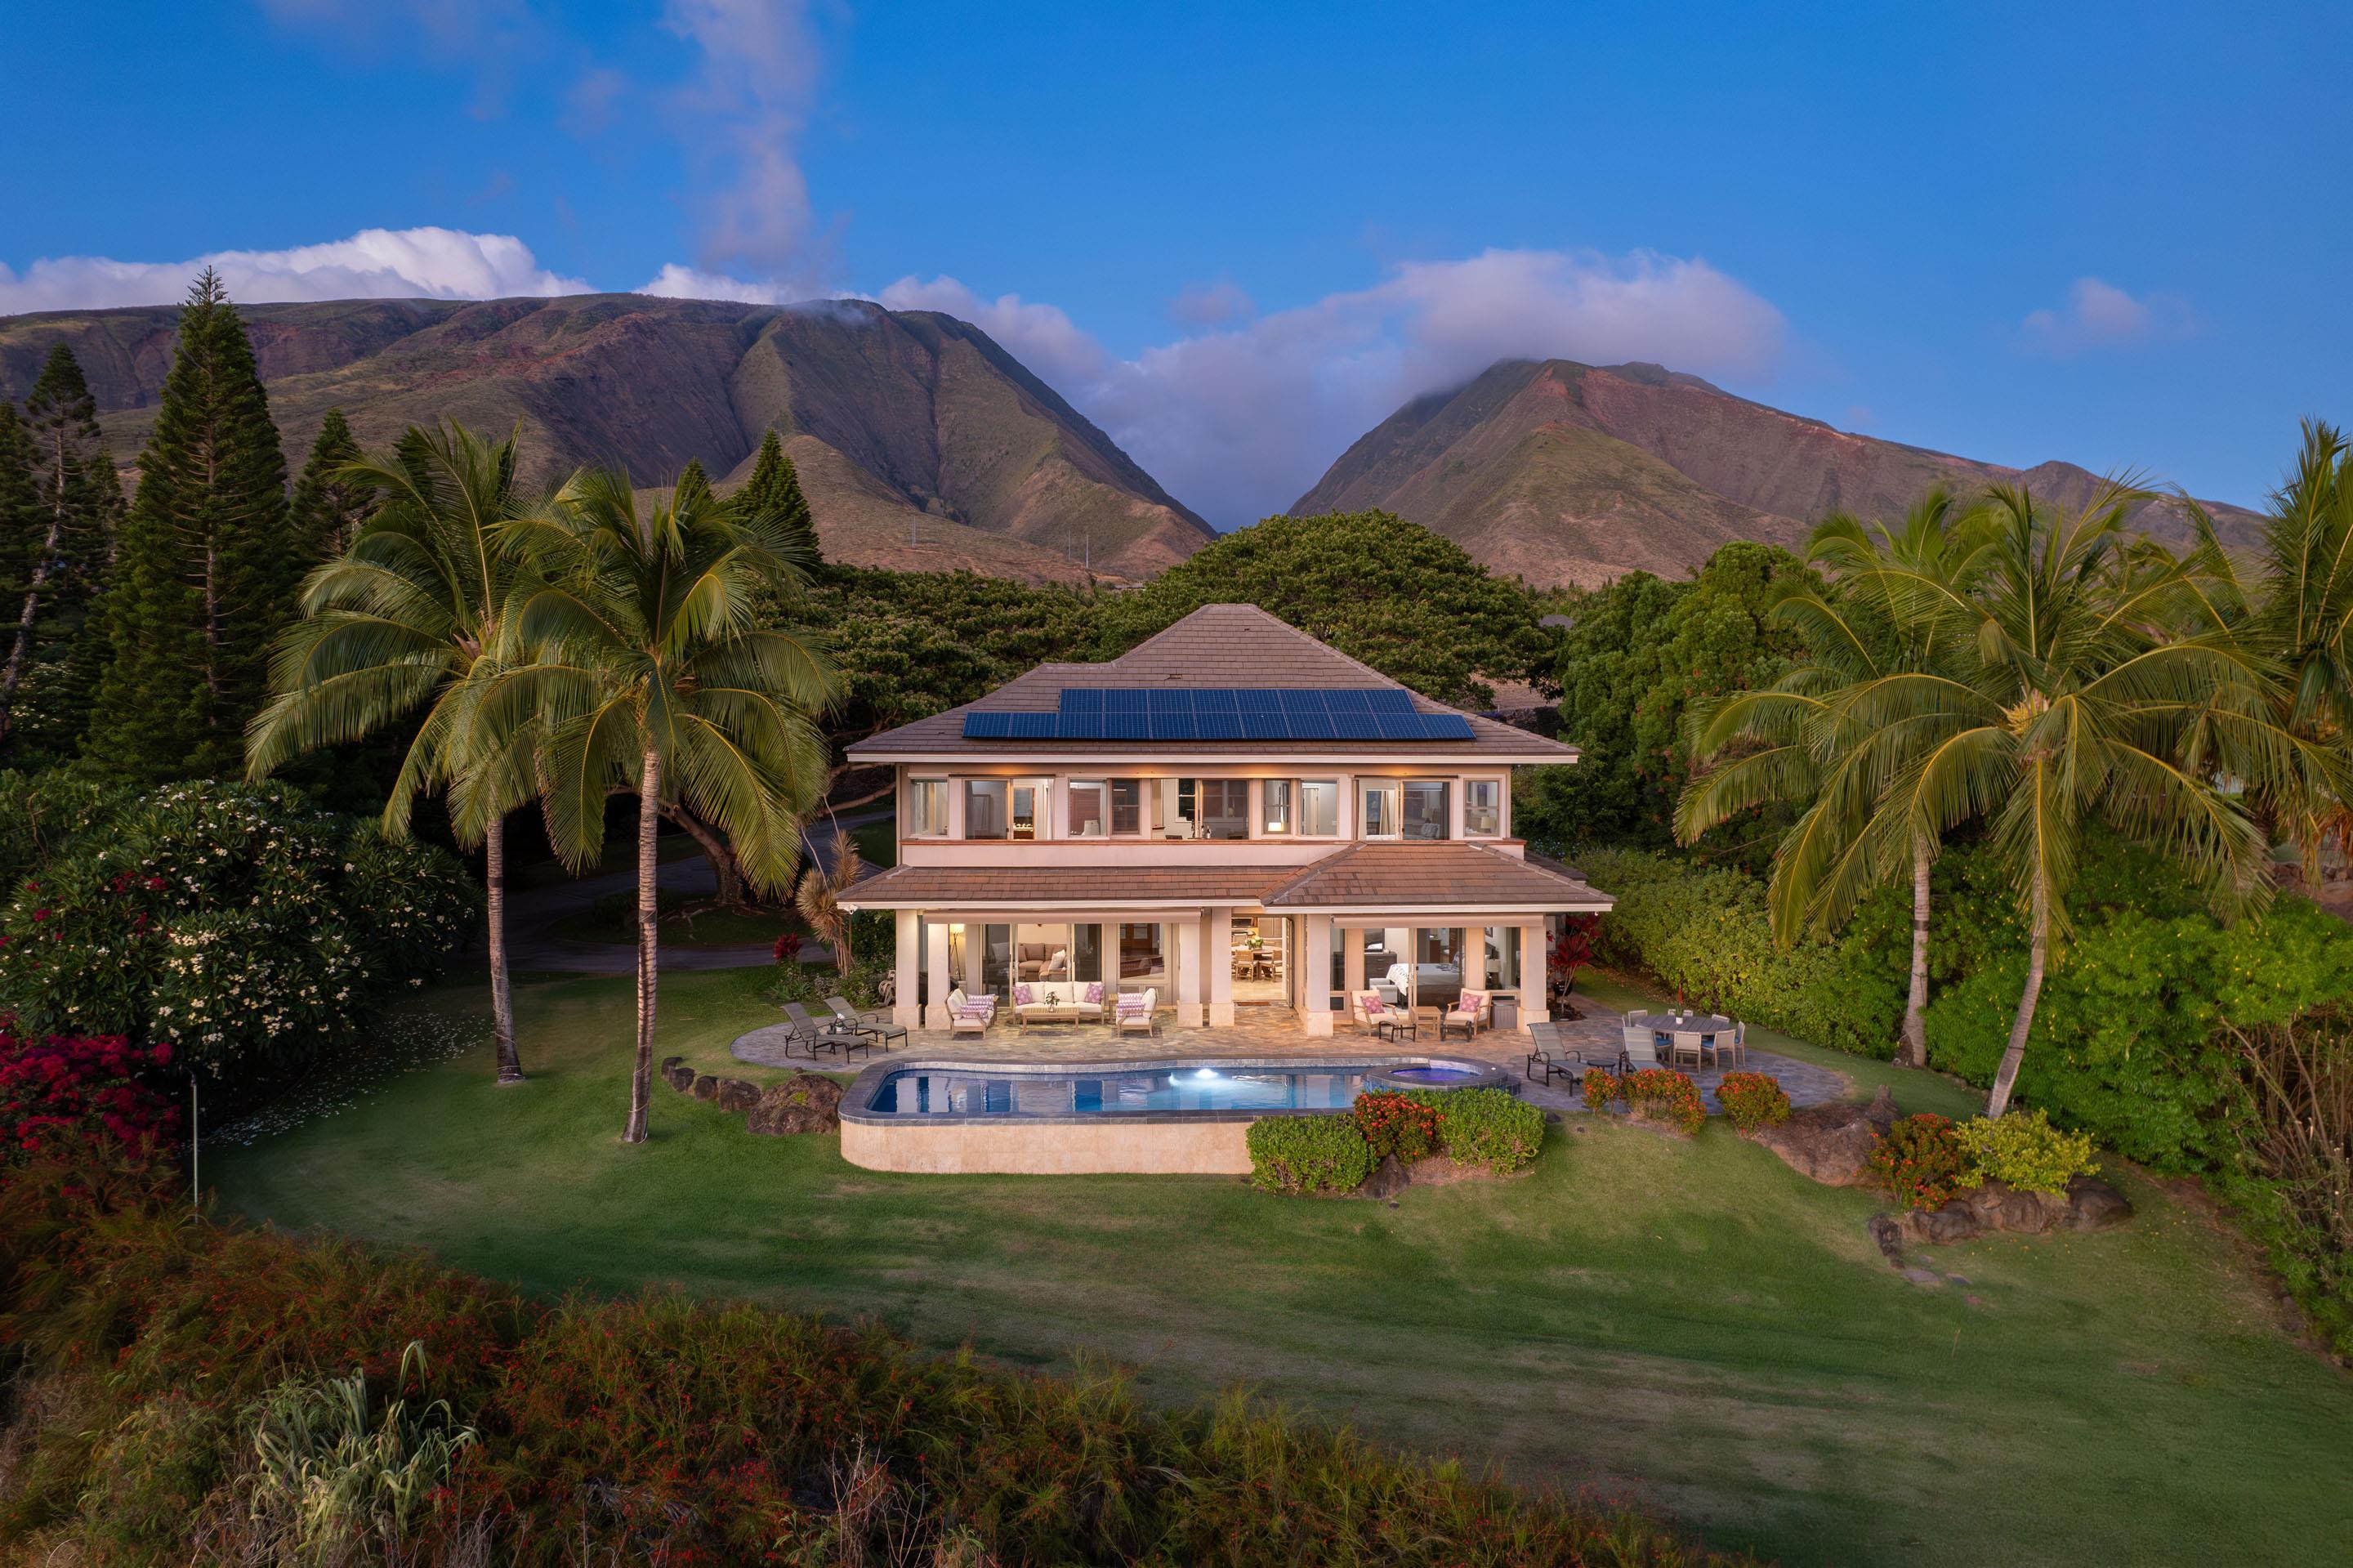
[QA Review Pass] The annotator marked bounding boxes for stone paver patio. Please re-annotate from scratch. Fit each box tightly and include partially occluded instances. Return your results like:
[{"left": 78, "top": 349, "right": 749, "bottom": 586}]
[{"left": 731, "top": 996, "right": 1848, "bottom": 1117}]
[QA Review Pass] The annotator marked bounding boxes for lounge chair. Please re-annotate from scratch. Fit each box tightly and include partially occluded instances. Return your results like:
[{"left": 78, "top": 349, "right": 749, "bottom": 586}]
[
  {"left": 1114, "top": 986, "right": 1157, "bottom": 1034},
  {"left": 1524, "top": 1019, "right": 1578, "bottom": 1084},
  {"left": 783, "top": 1000, "right": 869, "bottom": 1061},
  {"left": 944, "top": 986, "right": 996, "bottom": 1038},
  {"left": 1619, "top": 1024, "right": 1661, "bottom": 1073},
  {"left": 825, "top": 994, "right": 908, "bottom": 1051}
]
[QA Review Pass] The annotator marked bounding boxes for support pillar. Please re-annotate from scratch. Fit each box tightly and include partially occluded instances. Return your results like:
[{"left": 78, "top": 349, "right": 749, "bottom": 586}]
[
  {"left": 1302, "top": 915, "right": 1334, "bottom": 1036},
  {"left": 1174, "top": 913, "right": 1203, "bottom": 1027},
  {"left": 1208, "top": 905, "right": 1235, "bottom": 1025},
  {"left": 1341, "top": 924, "right": 1365, "bottom": 1007},
  {"left": 1520, "top": 921, "right": 1549, "bottom": 1030},
  {"left": 925, "top": 918, "right": 953, "bottom": 1030},
  {"left": 892, "top": 909, "right": 920, "bottom": 1028}
]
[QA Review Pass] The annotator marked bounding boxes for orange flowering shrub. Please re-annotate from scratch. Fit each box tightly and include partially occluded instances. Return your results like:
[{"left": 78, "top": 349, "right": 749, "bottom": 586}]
[
  {"left": 1869, "top": 1112, "right": 1969, "bottom": 1210},
  {"left": 1716, "top": 1071, "right": 1792, "bottom": 1132},
  {"left": 1622, "top": 1068, "right": 1704, "bottom": 1135}
]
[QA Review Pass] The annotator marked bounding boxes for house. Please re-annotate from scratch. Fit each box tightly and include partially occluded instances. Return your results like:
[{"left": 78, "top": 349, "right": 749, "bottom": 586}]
[{"left": 838, "top": 604, "right": 1613, "bottom": 1036}]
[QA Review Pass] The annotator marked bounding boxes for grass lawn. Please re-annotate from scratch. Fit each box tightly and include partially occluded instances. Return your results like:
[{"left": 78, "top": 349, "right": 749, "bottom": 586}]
[
  {"left": 216, "top": 964, "right": 2353, "bottom": 1568},
  {"left": 543, "top": 891, "right": 796, "bottom": 950}
]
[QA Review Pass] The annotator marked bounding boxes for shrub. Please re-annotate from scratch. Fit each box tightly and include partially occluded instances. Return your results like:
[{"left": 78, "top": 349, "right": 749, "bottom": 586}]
[
  {"left": 0, "top": 1028, "right": 179, "bottom": 1159},
  {"left": 0, "top": 782, "right": 477, "bottom": 1091},
  {"left": 1246, "top": 1115, "right": 1375, "bottom": 1194},
  {"left": 1620, "top": 1069, "right": 1704, "bottom": 1136},
  {"left": 1869, "top": 1113, "right": 1969, "bottom": 1211},
  {"left": 1581, "top": 1066, "right": 1620, "bottom": 1110},
  {"left": 1956, "top": 1109, "right": 2099, "bottom": 1195},
  {"left": 0, "top": 1150, "right": 1742, "bottom": 1566},
  {"left": 1716, "top": 1071, "right": 1792, "bottom": 1132},
  {"left": 1352, "top": 1089, "right": 1440, "bottom": 1162},
  {"left": 1398, "top": 1087, "right": 1546, "bottom": 1173}
]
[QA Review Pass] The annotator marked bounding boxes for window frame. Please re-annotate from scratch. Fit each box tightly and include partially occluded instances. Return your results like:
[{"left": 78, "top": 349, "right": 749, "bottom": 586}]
[
  {"left": 962, "top": 778, "right": 1010, "bottom": 841},
  {"left": 1400, "top": 778, "right": 1451, "bottom": 841},
  {"left": 1067, "top": 779, "right": 1109, "bottom": 839},
  {"left": 1358, "top": 780, "right": 1401, "bottom": 840},
  {"left": 1260, "top": 779, "right": 1293, "bottom": 835},
  {"left": 1462, "top": 775, "right": 1506, "bottom": 838},
  {"left": 1297, "top": 779, "right": 1340, "bottom": 838},
  {"left": 906, "top": 777, "right": 950, "bottom": 838}
]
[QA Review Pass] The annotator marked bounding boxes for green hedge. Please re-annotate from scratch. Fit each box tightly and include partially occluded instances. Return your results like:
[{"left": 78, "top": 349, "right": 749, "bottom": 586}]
[
  {"left": 1396, "top": 1087, "right": 1546, "bottom": 1173},
  {"left": 1246, "top": 1115, "right": 1376, "bottom": 1194}
]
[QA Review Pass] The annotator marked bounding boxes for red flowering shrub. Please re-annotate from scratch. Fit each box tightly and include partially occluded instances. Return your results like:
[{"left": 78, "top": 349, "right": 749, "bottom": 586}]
[
  {"left": 1869, "top": 1113, "right": 1969, "bottom": 1211},
  {"left": 0, "top": 1023, "right": 179, "bottom": 1159},
  {"left": 1716, "top": 1071, "right": 1793, "bottom": 1132},
  {"left": 1621, "top": 1068, "right": 1705, "bottom": 1135},
  {"left": 1352, "top": 1089, "right": 1440, "bottom": 1162},
  {"left": 1581, "top": 1067, "right": 1620, "bottom": 1110},
  {"left": 771, "top": 931, "right": 803, "bottom": 964}
]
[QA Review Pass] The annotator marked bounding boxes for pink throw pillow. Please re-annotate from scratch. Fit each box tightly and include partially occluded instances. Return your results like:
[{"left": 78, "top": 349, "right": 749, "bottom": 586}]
[
  {"left": 1084, "top": 981, "right": 1103, "bottom": 1003},
  {"left": 1014, "top": 984, "right": 1034, "bottom": 1006}
]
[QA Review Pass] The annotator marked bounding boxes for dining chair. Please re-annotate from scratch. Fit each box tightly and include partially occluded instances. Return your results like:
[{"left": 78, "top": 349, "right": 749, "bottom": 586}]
[{"left": 1669, "top": 1030, "right": 1708, "bottom": 1070}]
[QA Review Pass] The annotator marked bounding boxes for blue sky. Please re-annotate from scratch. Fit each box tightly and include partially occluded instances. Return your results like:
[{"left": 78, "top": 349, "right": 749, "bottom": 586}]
[{"left": 6, "top": 1, "right": 2346, "bottom": 525}]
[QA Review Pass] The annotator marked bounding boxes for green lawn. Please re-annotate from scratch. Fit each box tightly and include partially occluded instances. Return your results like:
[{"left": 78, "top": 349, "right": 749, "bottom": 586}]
[
  {"left": 543, "top": 891, "right": 796, "bottom": 949},
  {"left": 216, "top": 965, "right": 2353, "bottom": 1568}
]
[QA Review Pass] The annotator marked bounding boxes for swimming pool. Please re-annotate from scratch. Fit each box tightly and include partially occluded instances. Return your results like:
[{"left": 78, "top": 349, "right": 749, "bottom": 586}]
[{"left": 837, "top": 1054, "right": 1509, "bottom": 1173}]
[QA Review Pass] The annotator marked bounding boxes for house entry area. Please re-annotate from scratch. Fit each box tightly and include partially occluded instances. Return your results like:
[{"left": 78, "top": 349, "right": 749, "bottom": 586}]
[{"left": 1229, "top": 914, "right": 1288, "bottom": 1007}]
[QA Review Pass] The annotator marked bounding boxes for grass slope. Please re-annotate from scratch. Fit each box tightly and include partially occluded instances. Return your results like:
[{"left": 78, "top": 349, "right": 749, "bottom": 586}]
[{"left": 216, "top": 965, "right": 2353, "bottom": 1568}]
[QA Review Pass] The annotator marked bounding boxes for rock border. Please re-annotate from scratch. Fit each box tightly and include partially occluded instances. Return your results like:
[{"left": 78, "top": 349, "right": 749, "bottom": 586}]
[{"left": 661, "top": 1055, "right": 843, "bottom": 1136}]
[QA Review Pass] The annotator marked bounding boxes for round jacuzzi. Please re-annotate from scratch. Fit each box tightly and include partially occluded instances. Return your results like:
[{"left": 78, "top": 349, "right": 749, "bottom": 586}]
[{"left": 1360, "top": 1058, "right": 1513, "bottom": 1094}]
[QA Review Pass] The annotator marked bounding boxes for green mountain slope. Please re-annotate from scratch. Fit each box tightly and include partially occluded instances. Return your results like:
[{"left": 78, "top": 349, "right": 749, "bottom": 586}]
[
  {"left": 1297, "top": 359, "right": 2266, "bottom": 587},
  {"left": 0, "top": 293, "right": 1211, "bottom": 582}
]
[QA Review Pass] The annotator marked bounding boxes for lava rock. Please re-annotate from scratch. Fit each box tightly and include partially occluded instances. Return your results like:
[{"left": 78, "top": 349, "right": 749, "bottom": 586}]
[
  {"left": 661, "top": 1057, "right": 697, "bottom": 1093},
  {"left": 745, "top": 1073, "right": 845, "bottom": 1136},
  {"left": 2064, "top": 1176, "right": 2133, "bottom": 1230},
  {"left": 1360, "top": 1154, "right": 1411, "bottom": 1201},
  {"left": 690, "top": 1074, "right": 719, "bottom": 1101},
  {"left": 1751, "top": 1085, "right": 1900, "bottom": 1186},
  {"left": 713, "top": 1078, "right": 762, "bottom": 1113}
]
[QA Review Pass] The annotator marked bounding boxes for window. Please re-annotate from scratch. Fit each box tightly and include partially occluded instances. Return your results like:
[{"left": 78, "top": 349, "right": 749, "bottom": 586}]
[
  {"left": 1110, "top": 779, "right": 1146, "bottom": 835},
  {"left": 964, "top": 780, "right": 1007, "bottom": 839},
  {"left": 1464, "top": 778, "right": 1502, "bottom": 837},
  {"left": 1261, "top": 779, "right": 1292, "bottom": 834},
  {"left": 1009, "top": 780, "right": 1046, "bottom": 840},
  {"left": 908, "top": 778, "right": 949, "bottom": 838},
  {"left": 1359, "top": 780, "right": 1400, "bottom": 838},
  {"left": 1402, "top": 780, "right": 1450, "bottom": 840},
  {"left": 1069, "top": 780, "right": 1107, "bottom": 838},
  {"left": 1484, "top": 926, "right": 1522, "bottom": 992},
  {"left": 1172, "top": 778, "right": 1248, "bottom": 839},
  {"left": 1298, "top": 780, "right": 1338, "bottom": 837},
  {"left": 1119, "top": 922, "right": 1166, "bottom": 982}
]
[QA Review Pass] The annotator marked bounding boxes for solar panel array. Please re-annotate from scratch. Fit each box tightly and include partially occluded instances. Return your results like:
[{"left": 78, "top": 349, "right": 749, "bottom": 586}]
[{"left": 961, "top": 686, "right": 1477, "bottom": 742}]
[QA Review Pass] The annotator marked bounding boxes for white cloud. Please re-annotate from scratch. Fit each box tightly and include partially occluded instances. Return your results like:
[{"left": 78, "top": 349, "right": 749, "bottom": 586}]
[
  {"left": 660, "top": 0, "right": 827, "bottom": 293},
  {"left": 1169, "top": 279, "right": 1256, "bottom": 327},
  {"left": 636, "top": 262, "right": 808, "bottom": 306},
  {"left": 895, "top": 247, "right": 1787, "bottom": 527},
  {"left": 2020, "top": 277, "right": 2193, "bottom": 356},
  {"left": 0, "top": 227, "right": 592, "bottom": 313}
]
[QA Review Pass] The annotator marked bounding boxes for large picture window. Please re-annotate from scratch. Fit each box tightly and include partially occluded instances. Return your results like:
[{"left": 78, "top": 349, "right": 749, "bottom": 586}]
[
  {"left": 1069, "top": 780, "right": 1107, "bottom": 838},
  {"left": 964, "top": 780, "right": 1007, "bottom": 839},
  {"left": 1169, "top": 779, "right": 1248, "bottom": 839},
  {"left": 907, "top": 779, "right": 949, "bottom": 837},
  {"left": 1402, "top": 780, "right": 1449, "bottom": 840}
]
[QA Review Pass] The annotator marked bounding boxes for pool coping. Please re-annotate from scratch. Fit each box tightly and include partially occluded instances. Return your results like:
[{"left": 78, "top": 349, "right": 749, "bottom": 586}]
[{"left": 838, "top": 1053, "right": 1499, "bottom": 1127}]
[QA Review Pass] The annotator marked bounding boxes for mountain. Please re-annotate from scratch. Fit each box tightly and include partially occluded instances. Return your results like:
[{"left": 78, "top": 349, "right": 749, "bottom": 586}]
[
  {"left": 0, "top": 293, "right": 1212, "bottom": 583},
  {"left": 1295, "top": 359, "right": 2269, "bottom": 588}
]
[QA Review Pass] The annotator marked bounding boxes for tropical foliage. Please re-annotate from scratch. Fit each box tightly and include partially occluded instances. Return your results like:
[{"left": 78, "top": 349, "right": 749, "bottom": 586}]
[
  {"left": 0, "top": 1029, "right": 179, "bottom": 1160},
  {"left": 1955, "top": 1109, "right": 2100, "bottom": 1195},
  {"left": 1869, "top": 1113, "right": 1969, "bottom": 1211}
]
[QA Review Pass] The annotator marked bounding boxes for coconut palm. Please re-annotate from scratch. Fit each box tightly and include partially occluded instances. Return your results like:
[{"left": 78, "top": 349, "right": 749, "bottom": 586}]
[
  {"left": 1847, "top": 480, "right": 2328, "bottom": 1115},
  {"left": 493, "top": 466, "right": 836, "bottom": 1144},
  {"left": 247, "top": 422, "right": 538, "bottom": 1084},
  {"left": 1678, "top": 488, "right": 1994, "bottom": 1066},
  {"left": 794, "top": 824, "right": 866, "bottom": 977}
]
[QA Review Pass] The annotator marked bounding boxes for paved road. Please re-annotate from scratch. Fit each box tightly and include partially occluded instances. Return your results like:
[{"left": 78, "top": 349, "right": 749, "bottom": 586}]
[{"left": 502, "top": 810, "right": 886, "bottom": 976}]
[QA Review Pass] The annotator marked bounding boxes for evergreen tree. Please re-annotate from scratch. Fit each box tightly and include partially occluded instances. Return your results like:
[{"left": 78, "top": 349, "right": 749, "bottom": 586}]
[
  {"left": 0, "top": 404, "right": 39, "bottom": 680},
  {"left": 85, "top": 270, "right": 292, "bottom": 783},
  {"left": 288, "top": 409, "right": 378, "bottom": 561},
  {"left": 4, "top": 346, "right": 120, "bottom": 761},
  {"left": 672, "top": 456, "right": 714, "bottom": 511},
  {"left": 735, "top": 430, "right": 816, "bottom": 560}
]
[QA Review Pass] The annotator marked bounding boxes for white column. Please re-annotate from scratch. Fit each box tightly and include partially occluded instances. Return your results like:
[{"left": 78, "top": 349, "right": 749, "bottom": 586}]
[
  {"left": 1302, "top": 914, "right": 1333, "bottom": 1036},
  {"left": 1341, "top": 924, "right": 1365, "bottom": 1007},
  {"left": 925, "top": 918, "right": 953, "bottom": 1030},
  {"left": 1174, "top": 913, "right": 1203, "bottom": 1026},
  {"left": 1520, "top": 922, "right": 1548, "bottom": 1030},
  {"left": 893, "top": 909, "right": 920, "bottom": 1028},
  {"left": 1208, "top": 905, "right": 1235, "bottom": 1026}
]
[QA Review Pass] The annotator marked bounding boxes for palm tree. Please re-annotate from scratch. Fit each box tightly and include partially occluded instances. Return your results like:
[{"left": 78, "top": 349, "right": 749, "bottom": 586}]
[
  {"left": 795, "top": 824, "right": 866, "bottom": 976},
  {"left": 1849, "top": 480, "right": 2321, "bottom": 1115},
  {"left": 1678, "top": 488, "right": 1994, "bottom": 1066},
  {"left": 493, "top": 466, "right": 836, "bottom": 1143},
  {"left": 247, "top": 422, "right": 538, "bottom": 1084}
]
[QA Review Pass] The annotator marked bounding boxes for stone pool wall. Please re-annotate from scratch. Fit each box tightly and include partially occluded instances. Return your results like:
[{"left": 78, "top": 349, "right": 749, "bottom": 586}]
[{"left": 840, "top": 1116, "right": 1253, "bottom": 1175}]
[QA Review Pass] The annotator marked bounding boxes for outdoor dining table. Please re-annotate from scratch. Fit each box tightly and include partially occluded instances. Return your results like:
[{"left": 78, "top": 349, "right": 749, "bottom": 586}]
[{"left": 1650, "top": 1013, "right": 1733, "bottom": 1042}]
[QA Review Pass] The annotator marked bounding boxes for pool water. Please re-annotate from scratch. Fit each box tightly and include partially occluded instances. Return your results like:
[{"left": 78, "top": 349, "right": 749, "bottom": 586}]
[
  {"left": 1382, "top": 1065, "right": 1484, "bottom": 1084},
  {"left": 865, "top": 1063, "right": 1381, "bottom": 1117}
]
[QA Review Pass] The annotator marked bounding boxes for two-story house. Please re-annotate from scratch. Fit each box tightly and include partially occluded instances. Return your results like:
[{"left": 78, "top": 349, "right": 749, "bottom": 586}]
[{"left": 839, "top": 604, "right": 1613, "bottom": 1036}]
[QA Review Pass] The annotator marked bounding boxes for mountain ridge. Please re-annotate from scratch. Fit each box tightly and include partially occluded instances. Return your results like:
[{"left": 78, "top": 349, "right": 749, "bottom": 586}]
[
  {"left": 1296, "top": 358, "right": 2266, "bottom": 587},
  {"left": 0, "top": 293, "right": 1212, "bottom": 584}
]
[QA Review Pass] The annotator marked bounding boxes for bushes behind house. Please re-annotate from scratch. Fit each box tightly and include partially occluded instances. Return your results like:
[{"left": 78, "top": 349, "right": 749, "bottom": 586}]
[{"left": 0, "top": 1151, "right": 1743, "bottom": 1566}]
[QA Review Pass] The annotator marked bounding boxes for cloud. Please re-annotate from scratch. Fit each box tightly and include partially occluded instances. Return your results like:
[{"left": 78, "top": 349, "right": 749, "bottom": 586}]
[
  {"left": 659, "top": 0, "right": 828, "bottom": 293},
  {"left": 1169, "top": 279, "right": 1255, "bottom": 328},
  {"left": 0, "top": 227, "right": 592, "bottom": 313},
  {"left": 900, "top": 247, "right": 1786, "bottom": 527},
  {"left": 2020, "top": 277, "right": 2193, "bottom": 356}
]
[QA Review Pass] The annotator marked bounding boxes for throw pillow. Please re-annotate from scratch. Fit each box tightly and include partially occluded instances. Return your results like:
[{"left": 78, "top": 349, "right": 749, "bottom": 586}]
[
  {"left": 1085, "top": 981, "right": 1104, "bottom": 1004},
  {"left": 1014, "top": 983, "right": 1034, "bottom": 1006}
]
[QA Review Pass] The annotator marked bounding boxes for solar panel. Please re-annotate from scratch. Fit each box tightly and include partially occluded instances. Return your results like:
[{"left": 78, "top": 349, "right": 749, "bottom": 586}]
[
  {"left": 1056, "top": 713, "right": 1105, "bottom": 739},
  {"left": 1061, "top": 687, "right": 1105, "bottom": 713},
  {"left": 958, "top": 687, "right": 1473, "bottom": 742},
  {"left": 1146, "top": 688, "right": 1190, "bottom": 717},
  {"left": 1366, "top": 687, "right": 1416, "bottom": 714},
  {"left": 1324, "top": 688, "right": 1373, "bottom": 716},
  {"left": 1104, "top": 688, "right": 1147, "bottom": 713},
  {"left": 1004, "top": 712, "right": 1059, "bottom": 739},
  {"left": 1275, "top": 689, "right": 1324, "bottom": 717},
  {"left": 1104, "top": 712, "right": 1150, "bottom": 740},
  {"left": 962, "top": 712, "right": 1011, "bottom": 738},
  {"left": 1288, "top": 711, "right": 1337, "bottom": 740},
  {"left": 1156, "top": 713, "right": 1199, "bottom": 739},
  {"left": 1194, "top": 687, "right": 1239, "bottom": 714},
  {"left": 1420, "top": 715, "right": 1476, "bottom": 739},
  {"left": 1195, "top": 712, "right": 1243, "bottom": 739}
]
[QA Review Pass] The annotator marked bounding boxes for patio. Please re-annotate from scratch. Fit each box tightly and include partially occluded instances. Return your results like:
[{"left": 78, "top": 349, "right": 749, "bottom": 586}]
[{"left": 730, "top": 998, "right": 1848, "bottom": 1117}]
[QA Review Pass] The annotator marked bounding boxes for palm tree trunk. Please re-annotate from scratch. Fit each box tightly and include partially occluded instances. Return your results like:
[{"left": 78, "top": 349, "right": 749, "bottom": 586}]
[
  {"left": 1898, "top": 833, "right": 1931, "bottom": 1068},
  {"left": 486, "top": 814, "right": 522, "bottom": 1085},
  {"left": 1987, "top": 878, "right": 2048, "bottom": 1118},
  {"left": 624, "top": 745, "right": 661, "bottom": 1144},
  {"left": 663, "top": 804, "right": 744, "bottom": 905}
]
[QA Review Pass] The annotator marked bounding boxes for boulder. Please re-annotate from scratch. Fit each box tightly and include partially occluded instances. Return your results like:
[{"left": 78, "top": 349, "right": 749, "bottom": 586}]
[
  {"left": 1873, "top": 1174, "right": 2135, "bottom": 1250},
  {"left": 745, "top": 1073, "right": 846, "bottom": 1136},
  {"left": 1360, "top": 1154, "right": 1411, "bottom": 1201},
  {"left": 2064, "top": 1176, "right": 2133, "bottom": 1230},
  {"left": 660, "top": 1057, "right": 697, "bottom": 1093},
  {"left": 712, "top": 1078, "right": 762, "bottom": 1113},
  {"left": 1751, "top": 1086, "right": 1900, "bottom": 1186},
  {"left": 690, "top": 1074, "right": 719, "bottom": 1101}
]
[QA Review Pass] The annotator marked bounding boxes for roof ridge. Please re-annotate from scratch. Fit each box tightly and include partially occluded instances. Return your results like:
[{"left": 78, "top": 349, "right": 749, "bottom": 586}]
[{"left": 1111, "top": 603, "right": 1405, "bottom": 690}]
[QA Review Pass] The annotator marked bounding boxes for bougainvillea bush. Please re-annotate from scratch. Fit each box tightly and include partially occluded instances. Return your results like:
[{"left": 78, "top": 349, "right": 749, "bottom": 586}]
[
  {"left": 1869, "top": 1113, "right": 1970, "bottom": 1211},
  {"left": 0, "top": 1027, "right": 178, "bottom": 1159},
  {"left": 1622, "top": 1069, "right": 1706, "bottom": 1136},
  {"left": 1716, "top": 1071, "right": 1793, "bottom": 1132},
  {"left": 1582, "top": 1066, "right": 1620, "bottom": 1110},
  {"left": 1352, "top": 1089, "right": 1440, "bottom": 1161},
  {"left": 0, "top": 782, "right": 476, "bottom": 1088}
]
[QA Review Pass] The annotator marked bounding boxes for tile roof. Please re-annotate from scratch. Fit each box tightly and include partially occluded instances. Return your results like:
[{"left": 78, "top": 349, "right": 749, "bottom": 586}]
[
  {"left": 846, "top": 604, "right": 1576, "bottom": 762},
  {"left": 1259, "top": 842, "right": 1614, "bottom": 910},
  {"left": 837, "top": 844, "right": 1614, "bottom": 912}
]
